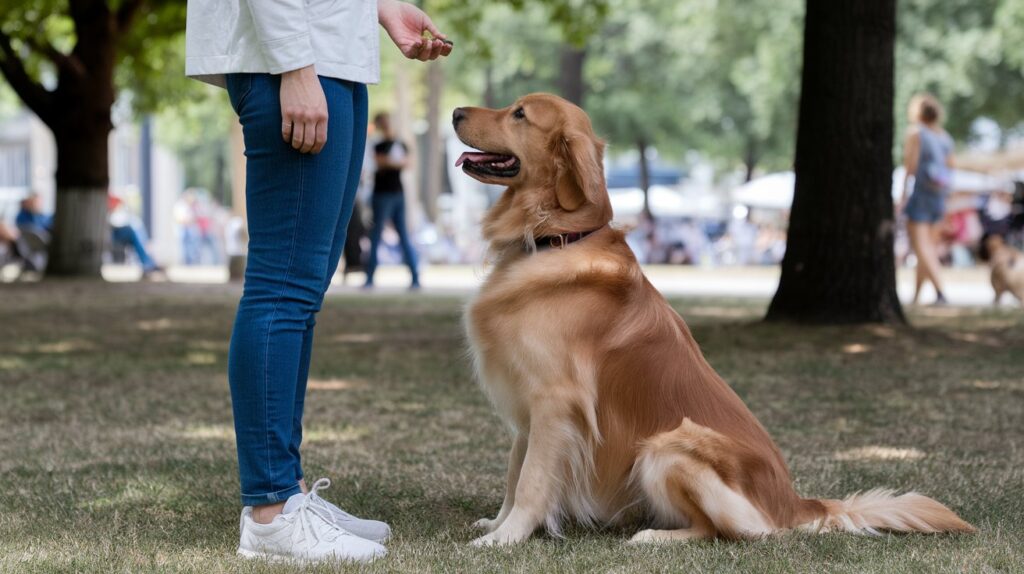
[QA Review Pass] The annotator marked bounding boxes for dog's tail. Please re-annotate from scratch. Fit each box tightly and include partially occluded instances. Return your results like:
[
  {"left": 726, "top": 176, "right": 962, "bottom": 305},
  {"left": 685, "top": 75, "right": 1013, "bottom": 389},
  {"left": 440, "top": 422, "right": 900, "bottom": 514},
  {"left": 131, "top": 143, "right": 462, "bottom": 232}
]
[{"left": 799, "top": 489, "right": 975, "bottom": 535}]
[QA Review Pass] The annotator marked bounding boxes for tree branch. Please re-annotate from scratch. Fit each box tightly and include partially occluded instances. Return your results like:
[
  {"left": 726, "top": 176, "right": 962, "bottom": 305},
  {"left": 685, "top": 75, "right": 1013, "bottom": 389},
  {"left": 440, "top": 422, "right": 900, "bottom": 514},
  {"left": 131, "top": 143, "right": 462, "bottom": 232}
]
[
  {"left": 116, "top": 0, "right": 147, "bottom": 32},
  {"left": 18, "top": 33, "right": 86, "bottom": 78},
  {"left": 0, "top": 29, "right": 55, "bottom": 124}
]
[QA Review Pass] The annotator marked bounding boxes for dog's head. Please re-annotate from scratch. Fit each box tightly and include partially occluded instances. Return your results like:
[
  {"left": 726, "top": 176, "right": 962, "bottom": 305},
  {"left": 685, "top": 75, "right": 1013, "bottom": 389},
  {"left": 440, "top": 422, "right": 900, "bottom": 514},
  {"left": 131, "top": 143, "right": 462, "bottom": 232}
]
[
  {"left": 452, "top": 93, "right": 613, "bottom": 245},
  {"left": 979, "top": 232, "right": 1009, "bottom": 264}
]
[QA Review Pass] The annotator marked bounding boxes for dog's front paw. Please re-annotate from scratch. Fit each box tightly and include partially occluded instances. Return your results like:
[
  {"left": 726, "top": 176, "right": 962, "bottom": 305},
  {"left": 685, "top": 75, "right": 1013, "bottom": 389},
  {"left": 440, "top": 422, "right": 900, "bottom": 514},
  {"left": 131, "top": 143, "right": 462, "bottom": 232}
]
[
  {"left": 628, "top": 529, "right": 660, "bottom": 544},
  {"left": 472, "top": 518, "right": 498, "bottom": 532},
  {"left": 470, "top": 527, "right": 529, "bottom": 547}
]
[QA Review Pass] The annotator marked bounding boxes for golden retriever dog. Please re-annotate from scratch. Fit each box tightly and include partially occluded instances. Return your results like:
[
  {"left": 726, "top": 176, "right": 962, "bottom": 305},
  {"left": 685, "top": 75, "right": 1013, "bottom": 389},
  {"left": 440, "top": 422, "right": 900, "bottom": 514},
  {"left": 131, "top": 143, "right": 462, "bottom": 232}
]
[
  {"left": 452, "top": 93, "right": 975, "bottom": 546},
  {"left": 981, "top": 233, "right": 1024, "bottom": 305}
]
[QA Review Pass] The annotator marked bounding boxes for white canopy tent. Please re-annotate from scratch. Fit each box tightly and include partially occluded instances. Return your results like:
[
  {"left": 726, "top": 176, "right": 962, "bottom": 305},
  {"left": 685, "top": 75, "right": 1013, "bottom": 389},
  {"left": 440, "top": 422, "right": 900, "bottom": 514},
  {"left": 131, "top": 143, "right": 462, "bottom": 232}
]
[
  {"left": 732, "top": 169, "right": 1012, "bottom": 211},
  {"left": 609, "top": 185, "right": 726, "bottom": 220}
]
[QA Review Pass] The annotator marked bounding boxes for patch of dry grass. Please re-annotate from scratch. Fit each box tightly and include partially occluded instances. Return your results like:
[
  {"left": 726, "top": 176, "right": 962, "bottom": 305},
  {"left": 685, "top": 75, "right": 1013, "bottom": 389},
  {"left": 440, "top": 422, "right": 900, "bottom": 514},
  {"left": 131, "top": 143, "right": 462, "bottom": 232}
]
[{"left": 0, "top": 281, "right": 1021, "bottom": 573}]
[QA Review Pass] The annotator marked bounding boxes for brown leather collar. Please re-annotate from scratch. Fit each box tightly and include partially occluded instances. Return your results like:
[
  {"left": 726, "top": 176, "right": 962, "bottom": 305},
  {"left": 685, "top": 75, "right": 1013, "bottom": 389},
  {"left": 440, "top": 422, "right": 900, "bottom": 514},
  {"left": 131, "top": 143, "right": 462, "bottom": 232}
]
[{"left": 532, "top": 227, "right": 603, "bottom": 251}]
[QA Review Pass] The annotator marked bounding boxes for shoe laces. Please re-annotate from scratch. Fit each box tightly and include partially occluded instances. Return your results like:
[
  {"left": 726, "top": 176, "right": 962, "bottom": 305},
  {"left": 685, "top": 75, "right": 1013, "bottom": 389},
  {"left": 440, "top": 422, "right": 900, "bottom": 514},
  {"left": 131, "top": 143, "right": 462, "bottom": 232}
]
[
  {"left": 307, "top": 482, "right": 357, "bottom": 520},
  {"left": 295, "top": 478, "right": 349, "bottom": 545}
]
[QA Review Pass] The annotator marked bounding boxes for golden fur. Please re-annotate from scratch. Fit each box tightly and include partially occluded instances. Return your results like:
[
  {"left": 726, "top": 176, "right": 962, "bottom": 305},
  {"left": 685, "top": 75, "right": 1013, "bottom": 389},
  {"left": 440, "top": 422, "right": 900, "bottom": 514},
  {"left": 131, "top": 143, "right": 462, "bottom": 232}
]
[
  {"left": 454, "top": 93, "right": 975, "bottom": 545},
  {"left": 985, "top": 235, "right": 1024, "bottom": 306}
]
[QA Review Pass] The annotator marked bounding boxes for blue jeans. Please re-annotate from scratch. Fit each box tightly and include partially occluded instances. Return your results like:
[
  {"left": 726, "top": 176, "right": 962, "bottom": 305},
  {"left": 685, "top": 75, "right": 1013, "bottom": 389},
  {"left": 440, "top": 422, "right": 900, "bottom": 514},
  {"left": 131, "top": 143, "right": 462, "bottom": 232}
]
[
  {"left": 364, "top": 192, "right": 419, "bottom": 286},
  {"left": 111, "top": 224, "right": 156, "bottom": 271},
  {"left": 225, "top": 73, "right": 368, "bottom": 507}
]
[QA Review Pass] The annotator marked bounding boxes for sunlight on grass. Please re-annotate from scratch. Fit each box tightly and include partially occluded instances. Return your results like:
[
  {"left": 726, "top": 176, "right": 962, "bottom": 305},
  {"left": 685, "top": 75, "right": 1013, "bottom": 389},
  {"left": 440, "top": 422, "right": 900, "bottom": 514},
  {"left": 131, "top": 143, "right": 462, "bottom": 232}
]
[
  {"left": 177, "top": 423, "right": 370, "bottom": 444},
  {"left": 305, "top": 425, "right": 371, "bottom": 443},
  {"left": 78, "top": 477, "right": 184, "bottom": 510},
  {"left": 834, "top": 446, "right": 927, "bottom": 461},
  {"left": 0, "top": 356, "right": 27, "bottom": 370},
  {"left": 179, "top": 424, "right": 234, "bottom": 441},
  {"left": 332, "top": 333, "right": 379, "bottom": 343},
  {"left": 136, "top": 318, "right": 174, "bottom": 331},
  {"left": 184, "top": 351, "right": 218, "bottom": 365},
  {"left": 842, "top": 343, "right": 871, "bottom": 354},
  {"left": 308, "top": 377, "right": 364, "bottom": 391},
  {"left": 16, "top": 339, "right": 96, "bottom": 354}
]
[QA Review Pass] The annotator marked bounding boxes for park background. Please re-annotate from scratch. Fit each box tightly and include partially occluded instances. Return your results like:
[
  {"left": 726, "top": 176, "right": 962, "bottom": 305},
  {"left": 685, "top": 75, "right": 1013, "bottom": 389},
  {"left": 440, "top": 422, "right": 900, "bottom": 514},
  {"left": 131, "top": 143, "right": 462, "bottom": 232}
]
[{"left": 1, "top": 0, "right": 1023, "bottom": 572}]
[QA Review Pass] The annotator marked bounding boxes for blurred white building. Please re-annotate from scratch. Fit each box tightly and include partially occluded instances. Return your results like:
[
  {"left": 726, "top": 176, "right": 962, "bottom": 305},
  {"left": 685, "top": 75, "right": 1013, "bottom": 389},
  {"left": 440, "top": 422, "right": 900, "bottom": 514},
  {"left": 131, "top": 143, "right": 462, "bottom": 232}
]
[{"left": 0, "top": 109, "right": 184, "bottom": 265}]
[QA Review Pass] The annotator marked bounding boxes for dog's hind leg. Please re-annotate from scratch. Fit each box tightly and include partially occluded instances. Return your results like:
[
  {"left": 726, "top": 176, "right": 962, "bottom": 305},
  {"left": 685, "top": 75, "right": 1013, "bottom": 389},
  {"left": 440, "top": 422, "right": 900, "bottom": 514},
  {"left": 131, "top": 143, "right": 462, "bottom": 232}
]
[
  {"left": 630, "top": 418, "right": 775, "bottom": 543},
  {"left": 473, "top": 431, "right": 527, "bottom": 533}
]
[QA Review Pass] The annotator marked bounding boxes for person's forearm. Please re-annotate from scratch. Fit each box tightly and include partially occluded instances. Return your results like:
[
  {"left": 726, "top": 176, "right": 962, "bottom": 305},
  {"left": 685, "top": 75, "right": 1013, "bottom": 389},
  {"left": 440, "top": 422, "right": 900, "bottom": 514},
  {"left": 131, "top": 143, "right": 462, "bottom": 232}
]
[{"left": 377, "top": 0, "right": 398, "bottom": 22}]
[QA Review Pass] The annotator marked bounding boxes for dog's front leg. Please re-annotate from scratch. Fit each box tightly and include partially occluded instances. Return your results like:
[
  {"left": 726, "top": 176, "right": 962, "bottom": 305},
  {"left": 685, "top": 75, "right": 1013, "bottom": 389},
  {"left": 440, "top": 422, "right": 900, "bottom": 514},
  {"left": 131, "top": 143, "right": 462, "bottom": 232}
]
[
  {"left": 474, "top": 431, "right": 527, "bottom": 533},
  {"left": 471, "top": 401, "right": 575, "bottom": 546}
]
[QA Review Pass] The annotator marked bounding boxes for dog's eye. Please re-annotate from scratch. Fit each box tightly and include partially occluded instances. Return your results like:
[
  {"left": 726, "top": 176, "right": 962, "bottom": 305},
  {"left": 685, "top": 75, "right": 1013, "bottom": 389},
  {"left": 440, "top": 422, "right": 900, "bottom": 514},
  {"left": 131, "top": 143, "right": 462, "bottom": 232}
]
[{"left": 512, "top": 107, "right": 526, "bottom": 120}]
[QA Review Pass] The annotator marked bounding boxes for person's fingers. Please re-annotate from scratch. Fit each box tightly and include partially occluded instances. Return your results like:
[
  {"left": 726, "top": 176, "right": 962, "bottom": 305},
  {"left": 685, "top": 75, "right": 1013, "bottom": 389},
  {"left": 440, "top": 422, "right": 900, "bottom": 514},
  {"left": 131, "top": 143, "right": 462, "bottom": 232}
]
[
  {"left": 440, "top": 41, "right": 453, "bottom": 57},
  {"left": 417, "top": 40, "right": 435, "bottom": 61},
  {"left": 291, "top": 120, "right": 305, "bottom": 151},
  {"left": 313, "top": 118, "right": 328, "bottom": 154},
  {"left": 300, "top": 119, "right": 317, "bottom": 153},
  {"left": 406, "top": 39, "right": 424, "bottom": 60},
  {"left": 422, "top": 14, "right": 444, "bottom": 40},
  {"left": 426, "top": 39, "right": 443, "bottom": 60},
  {"left": 282, "top": 119, "right": 294, "bottom": 144}
]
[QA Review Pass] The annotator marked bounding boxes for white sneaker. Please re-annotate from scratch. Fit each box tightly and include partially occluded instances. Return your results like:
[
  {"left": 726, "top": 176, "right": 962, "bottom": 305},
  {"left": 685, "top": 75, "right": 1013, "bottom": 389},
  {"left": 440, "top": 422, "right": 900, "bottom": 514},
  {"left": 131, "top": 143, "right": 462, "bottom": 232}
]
[
  {"left": 307, "top": 482, "right": 392, "bottom": 542},
  {"left": 237, "top": 479, "right": 386, "bottom": 563}
]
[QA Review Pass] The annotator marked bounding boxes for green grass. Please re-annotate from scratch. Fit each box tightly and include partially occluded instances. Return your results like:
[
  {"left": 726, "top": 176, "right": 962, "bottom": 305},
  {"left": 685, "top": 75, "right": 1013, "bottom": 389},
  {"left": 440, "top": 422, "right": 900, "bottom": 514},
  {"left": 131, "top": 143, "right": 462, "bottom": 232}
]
[{"left": 0, "top": 281, "right": 1022, "bottom": 573}]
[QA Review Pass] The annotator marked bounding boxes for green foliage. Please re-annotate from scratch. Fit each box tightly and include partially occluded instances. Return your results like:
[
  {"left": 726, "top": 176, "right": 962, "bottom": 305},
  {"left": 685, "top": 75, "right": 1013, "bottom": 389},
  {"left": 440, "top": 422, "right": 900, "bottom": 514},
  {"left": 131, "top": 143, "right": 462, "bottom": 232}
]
[
  {"left": 897, "top": 0, "right": 1024, "bottom": 142},
  {"left": 153, "top": 84, "right": 234, "bottom": 198},
  {"left": 0, "top": 0, "right": 188, "bottom": 115}
]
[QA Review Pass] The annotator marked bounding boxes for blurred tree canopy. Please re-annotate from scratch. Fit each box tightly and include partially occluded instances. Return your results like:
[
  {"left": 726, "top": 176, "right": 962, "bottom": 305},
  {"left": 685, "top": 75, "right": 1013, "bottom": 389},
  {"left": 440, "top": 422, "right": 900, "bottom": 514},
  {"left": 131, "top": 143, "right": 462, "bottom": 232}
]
[{"left": 3, "top": 0, "right": 1024, "bottom": 198}]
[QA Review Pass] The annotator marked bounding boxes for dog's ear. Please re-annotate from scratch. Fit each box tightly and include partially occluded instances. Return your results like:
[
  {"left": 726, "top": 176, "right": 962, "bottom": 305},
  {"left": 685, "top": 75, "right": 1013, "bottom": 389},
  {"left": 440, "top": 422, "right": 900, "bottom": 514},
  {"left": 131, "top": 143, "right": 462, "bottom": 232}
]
[{"left": 555, "top": 131, "right": 605, "bottom": 212}]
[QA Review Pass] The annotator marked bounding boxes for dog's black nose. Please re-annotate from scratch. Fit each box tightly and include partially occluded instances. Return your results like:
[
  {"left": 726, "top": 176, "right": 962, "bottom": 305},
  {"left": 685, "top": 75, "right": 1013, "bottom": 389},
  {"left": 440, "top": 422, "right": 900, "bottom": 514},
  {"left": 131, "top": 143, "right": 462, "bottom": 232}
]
[{"left": 452, "top": 107, "right": 467, "bottom": 128}]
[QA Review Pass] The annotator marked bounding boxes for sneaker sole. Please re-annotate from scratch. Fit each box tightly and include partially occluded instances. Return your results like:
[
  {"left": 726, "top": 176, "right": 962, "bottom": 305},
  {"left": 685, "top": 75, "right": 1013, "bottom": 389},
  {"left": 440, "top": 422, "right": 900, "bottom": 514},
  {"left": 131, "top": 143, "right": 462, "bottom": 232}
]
[{"left": 236, "top": 547, "right": 384, "bottom": 564}]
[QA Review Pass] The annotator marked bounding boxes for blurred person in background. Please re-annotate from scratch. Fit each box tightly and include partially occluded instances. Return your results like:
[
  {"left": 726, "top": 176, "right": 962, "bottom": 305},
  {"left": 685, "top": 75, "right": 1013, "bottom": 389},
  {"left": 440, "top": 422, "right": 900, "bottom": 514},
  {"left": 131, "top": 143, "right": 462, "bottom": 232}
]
[
  {"left": 16, "top": 193, "right": 53, "bottom": 232},
  {"left": 363, "top": 112, "right": 420, "bottom": 289},
  {"left": 108, "top": 195, "right": 163, "bottom": 278},
  {"left": 185, "top": 0, "right": 450, "bottom": 563},
  {"left": 897, "top": 93, "right": 954, "bottom": 305}
]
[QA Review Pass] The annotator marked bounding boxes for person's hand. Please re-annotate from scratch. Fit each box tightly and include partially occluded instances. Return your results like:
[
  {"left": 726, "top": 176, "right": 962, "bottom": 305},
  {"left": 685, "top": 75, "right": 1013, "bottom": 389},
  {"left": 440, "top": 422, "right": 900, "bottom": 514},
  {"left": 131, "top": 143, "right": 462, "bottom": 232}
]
[
  {"left": 280, "top": 65, "right": 328, "bottom": 154},
  {"left": 379, "top": 0, "right": 453, "bottom": 61}
]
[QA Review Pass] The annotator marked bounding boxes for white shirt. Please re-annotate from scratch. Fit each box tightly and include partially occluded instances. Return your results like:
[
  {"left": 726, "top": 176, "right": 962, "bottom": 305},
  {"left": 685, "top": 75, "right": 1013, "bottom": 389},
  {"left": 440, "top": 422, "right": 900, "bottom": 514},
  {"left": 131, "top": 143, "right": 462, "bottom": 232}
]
[{"left": 185, "top": 0, "right": 380, "bottom": 88}]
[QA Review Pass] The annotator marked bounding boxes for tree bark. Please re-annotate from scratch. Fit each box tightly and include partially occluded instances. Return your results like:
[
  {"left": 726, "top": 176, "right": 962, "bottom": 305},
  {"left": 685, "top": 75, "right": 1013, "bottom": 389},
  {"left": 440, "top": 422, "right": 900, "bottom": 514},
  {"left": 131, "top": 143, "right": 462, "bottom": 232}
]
[
  {"left": 637, "top": 139, "right": 652, "bottom": 220},
  {"left": 483, "top": 65, "right": 497, "bottom": 109},
  {"left": 742, "top": 139, "right": 758, "bottom": 183},
  {"left": 558, "top": 44, "right": 587, "bottom": 107},
  {"left": 766, "top": 0, "right": 904, "bottom": 324}
]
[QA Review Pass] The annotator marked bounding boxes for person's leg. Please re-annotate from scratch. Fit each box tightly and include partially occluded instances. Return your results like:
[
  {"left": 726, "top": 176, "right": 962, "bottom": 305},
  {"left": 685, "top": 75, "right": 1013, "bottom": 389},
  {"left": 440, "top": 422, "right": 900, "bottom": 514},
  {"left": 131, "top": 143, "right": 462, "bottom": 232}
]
[
  {"left": 113, "top": 225, "right": 157, "bottom": 271},
  {"left": 226, "top": 73, "right": 354, "bottom": 522},
  {"left": 908, "top": 220, "right": 945, "bottom": 301},
  {"left": 363, "top": 193, "right": 391, "bottom": 286},
  {"left": 289, "top": 82, "right": 369, "bottom": 483},
  {"left": 390, "top": 195, "right": 420, "bottom": 287}
]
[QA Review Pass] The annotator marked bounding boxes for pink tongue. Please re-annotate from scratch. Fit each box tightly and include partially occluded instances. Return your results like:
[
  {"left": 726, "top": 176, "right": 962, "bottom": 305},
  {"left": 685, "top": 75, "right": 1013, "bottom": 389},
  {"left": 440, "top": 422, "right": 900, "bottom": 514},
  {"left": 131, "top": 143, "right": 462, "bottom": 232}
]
[{"left": 456, "top": 152, "right": 508, "bottom": 167}]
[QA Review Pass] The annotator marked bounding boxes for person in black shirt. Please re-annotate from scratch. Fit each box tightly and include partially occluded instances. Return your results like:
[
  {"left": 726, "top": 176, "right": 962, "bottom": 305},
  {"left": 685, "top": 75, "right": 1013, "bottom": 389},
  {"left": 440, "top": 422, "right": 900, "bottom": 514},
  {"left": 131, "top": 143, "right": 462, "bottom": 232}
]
[{"left": 364, "top": 112, "right": 420, "bottom": 289}]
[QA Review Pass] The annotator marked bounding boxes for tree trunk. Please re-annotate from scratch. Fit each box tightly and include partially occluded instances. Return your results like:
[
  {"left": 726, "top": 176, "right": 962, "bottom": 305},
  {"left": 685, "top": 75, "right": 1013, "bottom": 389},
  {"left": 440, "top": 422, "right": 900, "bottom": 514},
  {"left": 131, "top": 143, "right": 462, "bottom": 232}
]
[
  {"left": 638, "top": 139, "right": 652, "bottom": 220},
  {"left": 483, "top": 65, "right": 497, "bottom": 109},
  {"left": 46, "top": 3, "right": 118, "bottom": 277},
  {"left": 558, "top": 44, "right": 587, "bottom": 107},
  {"left": 766, "top": 0, "right": 903, "bottom": 324},
  {"left": 743, "top": 139, "right": 758, "bottom": 183},
  {"left": 47, "top": 121, "right": 114, "bottom": 276}
]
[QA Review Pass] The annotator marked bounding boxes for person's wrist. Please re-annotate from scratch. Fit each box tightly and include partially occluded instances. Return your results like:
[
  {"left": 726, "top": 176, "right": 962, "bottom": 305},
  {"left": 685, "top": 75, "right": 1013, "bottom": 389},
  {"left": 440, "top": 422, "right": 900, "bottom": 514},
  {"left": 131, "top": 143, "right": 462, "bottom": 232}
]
[
  {"left": 378, "top": 0, "right": 398, "bottom": 22},
  {"left": 282, "top": 65, "right": 316, "bottom": 82}
]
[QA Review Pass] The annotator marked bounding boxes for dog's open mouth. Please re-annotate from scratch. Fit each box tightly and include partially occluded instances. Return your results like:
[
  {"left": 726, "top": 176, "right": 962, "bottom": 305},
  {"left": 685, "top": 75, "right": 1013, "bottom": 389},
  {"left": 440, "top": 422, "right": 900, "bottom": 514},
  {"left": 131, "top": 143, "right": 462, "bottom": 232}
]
[{"left": 455, "top": 151, "right": 521, "bottom": 178}]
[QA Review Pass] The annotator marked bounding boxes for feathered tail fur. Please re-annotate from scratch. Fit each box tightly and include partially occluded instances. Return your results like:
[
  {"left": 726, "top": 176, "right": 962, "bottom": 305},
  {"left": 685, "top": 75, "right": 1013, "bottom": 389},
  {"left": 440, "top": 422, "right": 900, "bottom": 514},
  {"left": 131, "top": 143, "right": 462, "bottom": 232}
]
[{"left": 801, "top": 489, "right": 975, "bottom": 535}]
